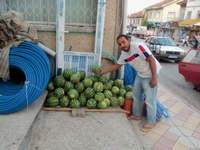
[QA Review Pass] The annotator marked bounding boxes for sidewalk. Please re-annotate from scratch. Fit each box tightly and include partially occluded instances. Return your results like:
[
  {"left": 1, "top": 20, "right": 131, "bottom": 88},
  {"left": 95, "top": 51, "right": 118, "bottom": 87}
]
[
  {"left": 1, "top": 82, "right": 200, "bottom": 150},
  {"left": 130, "top": 83, "right": 200, "bottom": 150}
]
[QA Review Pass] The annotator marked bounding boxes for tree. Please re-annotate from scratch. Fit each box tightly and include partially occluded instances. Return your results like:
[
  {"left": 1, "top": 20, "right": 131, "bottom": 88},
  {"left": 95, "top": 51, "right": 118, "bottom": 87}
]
[{"left": 141, "top": 14, "right": 148, "bottom": 27}]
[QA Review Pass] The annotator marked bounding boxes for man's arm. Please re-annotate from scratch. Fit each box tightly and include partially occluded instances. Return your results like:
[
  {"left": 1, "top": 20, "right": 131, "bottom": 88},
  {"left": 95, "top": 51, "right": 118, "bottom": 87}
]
[
  {"left": 97, "top": 64, "right": 123, "bottom": 75},
  {"left": 146, "top": 55, "right": 157, "bottom": 88}
]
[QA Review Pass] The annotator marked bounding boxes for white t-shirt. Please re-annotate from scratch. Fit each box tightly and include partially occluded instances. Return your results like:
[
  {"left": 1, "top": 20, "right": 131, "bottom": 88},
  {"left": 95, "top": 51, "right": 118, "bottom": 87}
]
[{"left": 117, "top": 42, "right": 162, "bottom": 78}]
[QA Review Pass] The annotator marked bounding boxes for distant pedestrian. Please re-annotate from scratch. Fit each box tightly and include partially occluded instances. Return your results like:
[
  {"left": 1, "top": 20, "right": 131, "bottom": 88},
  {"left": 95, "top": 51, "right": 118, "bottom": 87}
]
[
  {"left": 182, "top": 34, "right": 189, "bottom": 47},
  {"left": 159, "top": 30, "right": 163, "bottom": 37}
]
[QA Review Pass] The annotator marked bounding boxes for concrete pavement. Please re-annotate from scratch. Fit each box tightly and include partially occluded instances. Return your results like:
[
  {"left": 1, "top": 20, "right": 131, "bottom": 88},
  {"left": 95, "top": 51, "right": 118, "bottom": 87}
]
[{"left": 1, "top": 82, "right": 200, "bottom": 150}]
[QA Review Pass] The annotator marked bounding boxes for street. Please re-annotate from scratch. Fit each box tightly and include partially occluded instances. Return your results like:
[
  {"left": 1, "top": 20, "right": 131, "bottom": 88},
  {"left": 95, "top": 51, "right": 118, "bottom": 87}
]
[{"left": 131, "top": 36, "right": 200, "bottom": 110}]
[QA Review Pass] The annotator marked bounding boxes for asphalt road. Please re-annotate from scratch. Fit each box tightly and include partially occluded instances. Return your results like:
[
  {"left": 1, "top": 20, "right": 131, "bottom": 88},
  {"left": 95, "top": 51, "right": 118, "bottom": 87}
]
[{"left": 131, "top": 36, "right": 200, "bottom": 110}]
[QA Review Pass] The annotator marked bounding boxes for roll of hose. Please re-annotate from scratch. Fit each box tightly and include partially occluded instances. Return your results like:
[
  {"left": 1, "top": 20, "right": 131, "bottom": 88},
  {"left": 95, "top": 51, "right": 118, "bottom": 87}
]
[{"left": 0, "top": 41, "right": 51, "bottom": 114}]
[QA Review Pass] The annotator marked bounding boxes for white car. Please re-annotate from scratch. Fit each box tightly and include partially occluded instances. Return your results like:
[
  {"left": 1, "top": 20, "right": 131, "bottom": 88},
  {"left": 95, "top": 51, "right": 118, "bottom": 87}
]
[{"left": 144, "top": 36, "right": 186, "bottom": 63}]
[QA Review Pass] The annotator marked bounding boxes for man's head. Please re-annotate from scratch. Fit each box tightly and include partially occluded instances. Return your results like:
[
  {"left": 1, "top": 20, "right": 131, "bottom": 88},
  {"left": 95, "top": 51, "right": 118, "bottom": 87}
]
[{"left": 116, "top": 34, "right": 131, "bottom": 52}]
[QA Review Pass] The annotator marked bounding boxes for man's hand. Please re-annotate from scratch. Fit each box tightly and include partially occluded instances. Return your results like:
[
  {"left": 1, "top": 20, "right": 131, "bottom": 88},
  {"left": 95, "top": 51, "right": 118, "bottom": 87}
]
[
  {"left": 149, "top": 78, "right": 157, "bottom": 88},
  {"left": 96, "top": 69, "right": 104, "bottom": 75}
]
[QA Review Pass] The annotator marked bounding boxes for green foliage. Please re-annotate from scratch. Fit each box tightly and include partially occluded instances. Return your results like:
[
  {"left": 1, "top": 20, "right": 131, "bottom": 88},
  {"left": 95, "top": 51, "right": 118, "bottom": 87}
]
[{"left": 141, "top": 14, "right": 148, "bottom": 27}]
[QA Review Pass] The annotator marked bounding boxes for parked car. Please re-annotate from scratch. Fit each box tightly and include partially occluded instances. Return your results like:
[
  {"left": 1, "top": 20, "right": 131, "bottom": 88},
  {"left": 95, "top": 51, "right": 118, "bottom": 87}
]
[
  {"left": 144, "top": 36, "right": 186, "bottom": 63},
  {"left": 179, "top": 49, "right": 200, "bottom": 84}
]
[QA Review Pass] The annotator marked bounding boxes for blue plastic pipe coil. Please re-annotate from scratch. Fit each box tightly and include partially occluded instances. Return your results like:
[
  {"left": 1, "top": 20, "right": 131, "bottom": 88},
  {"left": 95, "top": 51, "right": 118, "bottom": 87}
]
[{"left": 0, "top": 41, "right": 51, "bottom": 114}]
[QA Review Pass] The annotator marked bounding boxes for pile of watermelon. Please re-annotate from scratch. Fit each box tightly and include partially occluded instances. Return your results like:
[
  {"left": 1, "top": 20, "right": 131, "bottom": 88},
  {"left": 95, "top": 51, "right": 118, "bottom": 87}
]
[{"left": 45, "top": 65, "right": 133, "bottom": 109}]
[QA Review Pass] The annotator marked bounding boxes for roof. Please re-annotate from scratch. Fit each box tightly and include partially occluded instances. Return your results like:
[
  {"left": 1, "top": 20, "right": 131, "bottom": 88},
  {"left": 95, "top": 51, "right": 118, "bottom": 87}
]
[
  {"left": 128, "top": 11, "right": 144, "bottom": 18},
  {"left": 176, "top": 0, "right": 187, "bottom": 5},
  {"left": 144, "top": 0, "right": 174, "bottom": 10},
  {"left": 179, "top": 19, "right": 200, "bottom": 27}
]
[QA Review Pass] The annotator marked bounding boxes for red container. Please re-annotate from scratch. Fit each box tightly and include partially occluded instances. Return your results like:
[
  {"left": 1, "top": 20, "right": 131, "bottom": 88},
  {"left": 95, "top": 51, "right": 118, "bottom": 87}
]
[{"left": 124, "top": 98, "right": 145, "bottom": 116}]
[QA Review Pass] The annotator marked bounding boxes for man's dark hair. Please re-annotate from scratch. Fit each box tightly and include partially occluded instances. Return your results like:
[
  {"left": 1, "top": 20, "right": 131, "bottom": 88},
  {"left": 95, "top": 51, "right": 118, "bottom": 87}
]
[{"left": 117, "top": 34, "right": 129, "bottom": 41}]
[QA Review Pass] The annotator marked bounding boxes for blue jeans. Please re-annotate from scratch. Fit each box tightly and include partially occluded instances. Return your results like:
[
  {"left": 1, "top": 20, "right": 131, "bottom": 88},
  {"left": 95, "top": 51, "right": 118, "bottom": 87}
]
[{"left": 132, "top": 74, "right": 159, "bottom": 124}]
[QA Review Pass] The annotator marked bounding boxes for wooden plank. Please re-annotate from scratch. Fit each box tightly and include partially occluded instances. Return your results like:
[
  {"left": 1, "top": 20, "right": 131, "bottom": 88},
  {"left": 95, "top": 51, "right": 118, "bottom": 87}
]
[{"left": 43, "top": 107, "right": 129, "bottom": 113}]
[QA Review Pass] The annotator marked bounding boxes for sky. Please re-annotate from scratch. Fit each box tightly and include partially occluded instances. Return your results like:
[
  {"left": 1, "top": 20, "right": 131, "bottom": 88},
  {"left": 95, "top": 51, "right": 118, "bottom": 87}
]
[{"left": 127, "top": 0, "right": 163, "bottom": 15}]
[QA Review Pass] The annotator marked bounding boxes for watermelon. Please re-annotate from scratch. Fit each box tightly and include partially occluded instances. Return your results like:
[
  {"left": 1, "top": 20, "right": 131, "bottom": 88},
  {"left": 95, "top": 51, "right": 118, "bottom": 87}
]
[
  {"left": 47, "top": 91, "right": 55, "bottom": 98},
  {"left": 118, "top": 96, "right": 125, "bottom": 106},
  {"left": 114, "top": 79, "right": 123, "bottom": 88},
  {"left": 94, "top": 92, "right": 105, "bottom": 102},
  {"left": 85, "top": 87, "right": 95, "bottom": 98},
  {"left": 46, "top": 97, "right": 59, "bottom": 107},
  {"left": 126, "top": 92, "right": 133, "bottom": 99},
  {"left": 103, "top": 90, "right": 113, "bottom": 99},
  {"left": 47, "top": 81, "right": 55, "bottom": 91},
  {"left": 99, "top": 73, "right": 110, "bottom": 83},
  {"left": 103, "top": 82, "right": 112, "bottom": 90},
  {"left": 111, "top": 86, "right": 120, "bottom": 95},
  {"left": 97, "top": 101, "right": 107, "bottom": 109},
  {"left": 118, "top": 89, "right": 127, "bottom": 97},
  {"left": 104, "top": 98, "right": 110, "bottom": 106},
  {"left": 70, "top": 73, "right": 81, "bottom": 84},
  {"left": 60, "top": 96, "right": 70, "bottom": 107},
  {"left": 125, "top": 85, "right": 132, "bottom": 92},
  {"left": 80, "top": 92, "right": 86, "bottom": 97},
  {"left": 87, "top": 98, "right": 97, "bottom": 109},
  {"left": 93, "top": 82, "right": 104, "bottom": 92},
  {"left": 90, "top": 75, "right": 99, "bottom": 83},
  {"left": 63, "top": 68, "right": 74, "bottom": 80},
  {"left": 69, "top": 99, "right": 80, "bottom": 108},
  {"left": 108, "top": 80, "right": 114, "bottom": 86},
  {"left": 92, "top": 64, "right": 101, "bottom": 73},
  {"left": 83, "top": 78, "right": 93, "bottom": 88},
  {"left": 76, "top": 70, "right": 86, "bottom": 81},
  {"left": 78, "top": 95, "right": 87, "bottom": 107},
  {"left": 54, "top": 76, "right": 66, "bottom": 87},
  {"left": 110, "top": 97, "right": 119, "bottom": 107},
  {"left": 63, "top": 81, "right": 74, "bottom": 92},
  {"left": 75, "top": 82, "right": 85, "bottom": 93},
  {"left": 68, "top": 89, "right": 79, "bottom": 99},
  {"left": 54, "top": 88, "right": 65, "bottom": 98}
]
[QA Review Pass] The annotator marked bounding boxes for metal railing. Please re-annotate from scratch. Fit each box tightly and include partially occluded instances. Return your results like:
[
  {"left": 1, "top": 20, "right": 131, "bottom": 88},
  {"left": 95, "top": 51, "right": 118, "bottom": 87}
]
[{"left": 1, "top": 0, "right": 97, "bottom": 32}]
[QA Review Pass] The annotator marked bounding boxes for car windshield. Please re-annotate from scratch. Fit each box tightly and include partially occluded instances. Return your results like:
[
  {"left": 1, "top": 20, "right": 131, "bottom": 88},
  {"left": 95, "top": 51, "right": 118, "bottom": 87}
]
[{"left": 155, "top": 38, "right": 176, "bottom": 46}]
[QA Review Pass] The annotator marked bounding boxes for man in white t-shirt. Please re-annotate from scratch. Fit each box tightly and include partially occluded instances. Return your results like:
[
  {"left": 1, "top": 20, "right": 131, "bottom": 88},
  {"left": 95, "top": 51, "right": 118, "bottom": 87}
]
[
  {"left": 182, "top": 34, "right": 189, "bottom": 47},
  {"left": 97, "top": 34, "right": 162, "bottom": 132}
]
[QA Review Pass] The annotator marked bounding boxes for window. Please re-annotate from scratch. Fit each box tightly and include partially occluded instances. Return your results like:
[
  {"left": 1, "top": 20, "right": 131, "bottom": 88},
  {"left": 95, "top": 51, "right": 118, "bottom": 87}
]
[
  {"left": 154, "top": 12, "right": 156, "bottom": 18},
  {"left": 138, "top": 19, "right": 140, "bottom": 24},
  {"left": 3, "top": 0, "right": 97, "bottom": 32},
  {"left": 157, "top": 12, "right": 160, "bottom": 19},
  {"left": 180, "top": 10, "right": 185, "bottom": 19},
  {"left": 167, "top": 12, "right": 174, "bottom": 19},
  {"left": 149, "top": 12, "right": 152, "bottom": 19},
  {"left": 187, "top": 11, "right": 192, "bottom": 19},
  {"left": 197, "top": 11, "right": 200, "bottom": 19}
]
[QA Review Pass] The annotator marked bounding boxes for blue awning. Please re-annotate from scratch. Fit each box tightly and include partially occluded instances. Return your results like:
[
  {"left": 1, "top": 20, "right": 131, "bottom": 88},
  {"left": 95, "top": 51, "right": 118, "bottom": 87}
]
[{"left": 148, "top": 21, "right": 153, "bottom": 25}]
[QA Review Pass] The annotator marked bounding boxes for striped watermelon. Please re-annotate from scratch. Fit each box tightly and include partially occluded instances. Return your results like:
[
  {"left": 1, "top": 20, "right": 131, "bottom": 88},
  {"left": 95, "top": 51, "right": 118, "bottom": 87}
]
[
  {"left": 118, "top": 89, "right": 127, "bottom": 97},
  {"left": 70, "top": 73, "right": 81, "bottom": 84},
  {"left": 99, "top": 73, "right": 110, "bottom": 83},
  {"left": 103, "top": 90, "right": 113, "bottom": 99},
  {"left": 92, "top": 64, "right": 101, "bottom": 73},
  {"left": 114, "top": 79, "right": 123, "bottom": 88},
  {"left": 68, "top": 89, "right": 79, "bottom": 99},
  {"left": 87, "top": 98, "right": 97, "bottom": 109},
  {"left": 110, "top": 97, "right": 119, "bottom": 107},
  {"left": 76, "top": 70, "right": 86, "bottom": 81},
  {"left": 78, "top": 95, "right": 87, "bottom": 107},
  {"left": 111, "top": 86, "right": 120, "bottom": 95},
  {"left": 63, "top": 68, "right": 74, "bottom": 80},
  {"left": 46, "top": 97, "right": 59, "bottom": 107},
  {"left": 60, "top": 96, "right": 70, "bottom": 107},
  {"left": 47, "top": 91, "right": 55, "bottom": 98},
  {"left": 126, "top": 92, "right": 133, "bottom": 99},
  {"left": 118, "top": 96, "right": 125, "bottom": 106},
  {"left": 103, "top": 82, "right": 112, "bottom": 90},
  {"left": 54, "top": 76, "right": 66, "bottom": 87},
  {"left": 83, "top": 78, "right": 93, "bottom": 88},
  {"left": 97, "top": 101, "right": 107, "bottom": 109},
  {"left": 93, "top": 82, "right": 104, "bottom": 92},
  {"left": 125, "top": 85, "right": 132, "bottom": 92},
  {"left": 54, "top": 88, "right": 65, "bottom": 98},
  {"left": 47, "top": 81, "right": 55, "bottom": 91},
  {"left": 104, "top": 98, "right": 110, "bottom": 106},
  {"left": 85, "top": 87, "right": 95, "bottom": 98},
  {"left": 69, "top": 99, "right": 80, "bottom": 108},
  {"left": 108, "top": 80, "right": 114, "bottom": 86},
  {"left": 90, "top": 75, "right": 99, "bottom": 83},
  {"left": 63, "top": 81, "right": 74, "bottom": 92},
  {"left": 94, "top": 92, "right": 105, "bottom": 102},
  {"left": 75, "top": 82, "right": 85, "bottom": 93}
]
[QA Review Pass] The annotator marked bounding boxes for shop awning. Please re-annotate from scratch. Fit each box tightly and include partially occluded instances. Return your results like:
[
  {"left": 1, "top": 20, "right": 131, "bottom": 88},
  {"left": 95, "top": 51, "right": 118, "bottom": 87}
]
[
  {"left": 194, "top": 22, "right": 200, "bottom": 26},
  {"left": 179, "top": 19, "right": 200, "bottom": 27}
]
